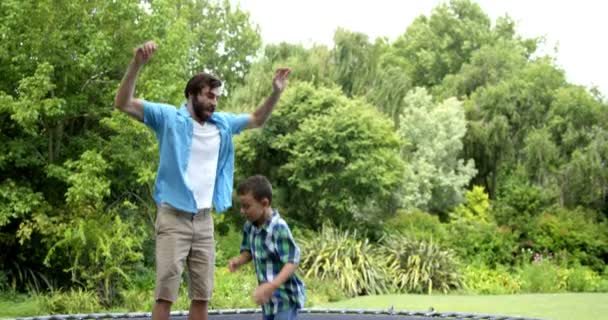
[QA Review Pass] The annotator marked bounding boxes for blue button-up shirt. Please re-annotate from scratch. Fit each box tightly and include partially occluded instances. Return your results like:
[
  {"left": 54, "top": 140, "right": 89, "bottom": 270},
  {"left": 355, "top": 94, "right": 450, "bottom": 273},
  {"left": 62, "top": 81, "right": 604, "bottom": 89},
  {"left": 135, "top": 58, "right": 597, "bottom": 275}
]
[{"left": 143, "top": 100, "right": 250, "bottom": 213}]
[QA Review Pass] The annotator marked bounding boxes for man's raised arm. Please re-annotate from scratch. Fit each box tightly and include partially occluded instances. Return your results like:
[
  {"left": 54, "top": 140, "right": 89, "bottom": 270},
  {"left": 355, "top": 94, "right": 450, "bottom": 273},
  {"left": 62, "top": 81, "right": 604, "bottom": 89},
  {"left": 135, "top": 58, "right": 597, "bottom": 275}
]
[
  {"left": 248, "top": 68, "right": 291, "bottom": 128},
  {"left": 114, "top": 41, "right": 157, "bottom": 122}
]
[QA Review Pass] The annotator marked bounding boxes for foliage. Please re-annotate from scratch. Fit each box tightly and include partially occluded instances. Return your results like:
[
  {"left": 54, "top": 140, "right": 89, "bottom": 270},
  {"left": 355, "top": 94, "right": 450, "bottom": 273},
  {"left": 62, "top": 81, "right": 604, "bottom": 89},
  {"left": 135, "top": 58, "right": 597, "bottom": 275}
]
[
  {"left": 0, "top": 0, "right": 607, "bottom": 301},
  {"left": 461, "top": 263, "right": 521, "bottom": 294},
  {"left": 564, "top": 265, "right": 602, "bottom": 293},
  {"left": 303, "top": 276, "right": 347, "bottom": 306},
  {"left": 0, "top": 0, "right": 261, "bottom": 294},
  {"left": 210, "top": 266, "right": 258, "bottom": 310},
  {"left": 517, "top": 260, "right": 563, "bottom": 293},
  {"left": 447, "top": 221, "right": 519, "bottom": 267},
  {"left": 44, "top": 215, "right": 145, "bottom": 306},
  {"left": 384, "top": 209, "right": 448, "bottom": 243},
  {"left": 528, "top": 207, "right": 608, "bottom": 271},
  {"left": 214, "top": 225, "right": 244, "bottom": 267},
  {"left": 392, "top": 0, "right": 493, "bottom": 87},
  {"left": 381, "top": 235, "right": 462, "bottom": 294},
  {"left": 451, "top": 186, "right": 492, "bottom": 223},
  {"left": 235, "top": 82, "right": 404, "bottom": 230},
  {"left": 298, "top": 224, "right": 389, "bottom": 296},
  {"left": 398, "top": 88, "right": 476, "bottom": 213},
  {"left": 38, "top": 288, "right": 101, "bottom": 315}
]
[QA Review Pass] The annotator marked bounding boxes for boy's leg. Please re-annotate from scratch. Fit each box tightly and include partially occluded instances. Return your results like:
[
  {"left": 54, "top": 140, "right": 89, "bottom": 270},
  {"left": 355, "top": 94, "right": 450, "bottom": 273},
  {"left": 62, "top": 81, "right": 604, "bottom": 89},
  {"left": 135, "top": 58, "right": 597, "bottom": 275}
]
[{"left": 270, "top": 308, "right": 298, "bottom": 320}]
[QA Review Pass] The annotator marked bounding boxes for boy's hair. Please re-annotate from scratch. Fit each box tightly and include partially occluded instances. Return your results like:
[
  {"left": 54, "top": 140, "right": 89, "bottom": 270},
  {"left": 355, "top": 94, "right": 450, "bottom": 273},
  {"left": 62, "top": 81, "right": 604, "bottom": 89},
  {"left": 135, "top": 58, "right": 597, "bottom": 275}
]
[
  {"left": 237, "top": 175, "right": 273, "bottom": 204},
  {"left": 184, "top": 72, "right": 222, "bottom": 98}
]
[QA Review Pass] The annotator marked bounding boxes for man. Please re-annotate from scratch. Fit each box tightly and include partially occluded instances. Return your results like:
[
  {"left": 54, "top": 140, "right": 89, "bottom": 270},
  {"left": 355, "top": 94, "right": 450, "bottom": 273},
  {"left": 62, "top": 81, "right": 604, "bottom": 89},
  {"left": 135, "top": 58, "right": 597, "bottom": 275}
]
[{"left": 114, "top": 41, "right": 290, "bottom": 320}]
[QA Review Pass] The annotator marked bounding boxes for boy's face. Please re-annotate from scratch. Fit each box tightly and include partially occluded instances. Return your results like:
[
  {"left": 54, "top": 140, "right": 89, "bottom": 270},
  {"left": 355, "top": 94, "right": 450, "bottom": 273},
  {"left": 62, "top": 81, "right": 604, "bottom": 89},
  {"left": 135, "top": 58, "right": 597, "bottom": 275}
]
[{"left": 239, "top": 192, "right": 270, "bottom": 226}]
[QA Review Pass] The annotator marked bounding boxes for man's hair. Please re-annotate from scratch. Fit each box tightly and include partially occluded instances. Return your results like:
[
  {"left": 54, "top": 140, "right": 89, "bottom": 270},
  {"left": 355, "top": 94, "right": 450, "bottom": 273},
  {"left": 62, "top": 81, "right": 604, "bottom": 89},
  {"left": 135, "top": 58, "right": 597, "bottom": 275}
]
[
  {"left": 184, "top": 72, "right": 222, "bottom": 98},
  {"left": 237, "top": 175, "right": 273, "bottom": 204}
]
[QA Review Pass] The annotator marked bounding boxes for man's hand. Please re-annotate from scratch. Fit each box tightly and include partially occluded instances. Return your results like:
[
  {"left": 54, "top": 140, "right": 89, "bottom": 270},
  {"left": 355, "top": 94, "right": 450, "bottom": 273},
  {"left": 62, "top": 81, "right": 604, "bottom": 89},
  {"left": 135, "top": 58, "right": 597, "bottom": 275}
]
[
  {"left": 272, "top": 68, "right": 291, "bottom": 94},
  {"left": 228, "top": 257, "right": 241, "bottom": 273},
  {"left": 133, "top": 41, "right": 157, "bottom": 66},
  {"left": 253, "top": 282, "right": 276, "bottom": 305}
]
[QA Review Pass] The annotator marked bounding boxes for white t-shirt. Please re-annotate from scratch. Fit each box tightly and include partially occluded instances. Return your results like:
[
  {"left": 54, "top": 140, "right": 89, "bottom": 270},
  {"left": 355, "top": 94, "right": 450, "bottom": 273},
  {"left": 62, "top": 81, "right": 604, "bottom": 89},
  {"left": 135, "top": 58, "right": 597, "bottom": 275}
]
[{"left": 185, "top": 120, "right": 220, "bottom": 209}]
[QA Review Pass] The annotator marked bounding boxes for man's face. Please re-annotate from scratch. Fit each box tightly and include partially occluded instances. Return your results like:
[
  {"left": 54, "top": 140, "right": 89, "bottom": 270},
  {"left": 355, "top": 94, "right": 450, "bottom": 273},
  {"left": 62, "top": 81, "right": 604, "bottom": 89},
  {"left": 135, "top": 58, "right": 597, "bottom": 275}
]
[
  {"left": 192, "top": 86, "right": 221, "bottom": 122},
  {"left": 238, "top": 192, "right": 269, "bottom": 226}
]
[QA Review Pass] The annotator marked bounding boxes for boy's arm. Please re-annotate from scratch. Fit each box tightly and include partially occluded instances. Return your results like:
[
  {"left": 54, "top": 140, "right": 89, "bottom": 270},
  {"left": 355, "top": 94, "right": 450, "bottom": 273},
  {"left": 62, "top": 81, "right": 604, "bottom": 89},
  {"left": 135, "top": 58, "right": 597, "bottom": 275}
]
[
  {"left": 267, "top": 262, "right": 298, "bottom": 289},
  {"left": 253, "top": 262, "right": 298, "bottom": 305},
  {"left": 228, "top": 250, "right": 252, "bottom": 272}
]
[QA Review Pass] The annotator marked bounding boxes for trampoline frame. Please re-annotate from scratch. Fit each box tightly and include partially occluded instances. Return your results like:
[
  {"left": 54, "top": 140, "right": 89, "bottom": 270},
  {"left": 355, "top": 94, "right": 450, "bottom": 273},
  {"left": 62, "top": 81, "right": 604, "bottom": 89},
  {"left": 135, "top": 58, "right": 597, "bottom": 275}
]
[{"left": 14, "top": 308, "right": 545, "bottom": 320}]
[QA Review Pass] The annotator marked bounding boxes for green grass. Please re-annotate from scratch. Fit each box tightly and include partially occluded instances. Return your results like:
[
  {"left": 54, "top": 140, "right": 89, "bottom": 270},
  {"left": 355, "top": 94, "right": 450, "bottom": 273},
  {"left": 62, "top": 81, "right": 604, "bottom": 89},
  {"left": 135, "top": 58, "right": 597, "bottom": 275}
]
[
  {"left": 320, "top": 293, "right": 608, "bottom": 320},
  {"left": 3, "top": 292, "right": 607, "bottom": 320},
  {"left": 0, "top": 293, "right": 44, "bottom": 319}
]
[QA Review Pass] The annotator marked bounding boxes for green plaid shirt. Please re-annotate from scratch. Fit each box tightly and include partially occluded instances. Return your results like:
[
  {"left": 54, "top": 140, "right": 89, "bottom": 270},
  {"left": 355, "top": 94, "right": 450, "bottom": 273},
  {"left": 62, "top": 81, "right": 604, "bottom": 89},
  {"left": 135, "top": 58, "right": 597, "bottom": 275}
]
[{"left": 240, "top": 210, "right": 306, "bottom": 315}]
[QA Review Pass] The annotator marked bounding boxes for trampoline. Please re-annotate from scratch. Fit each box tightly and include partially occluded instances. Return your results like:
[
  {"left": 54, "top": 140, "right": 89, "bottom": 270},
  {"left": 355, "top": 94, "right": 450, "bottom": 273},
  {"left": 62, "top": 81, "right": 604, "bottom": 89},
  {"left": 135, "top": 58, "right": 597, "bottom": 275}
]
[{"left": 14, "top": 308, "right": 545, "bottom": 320}]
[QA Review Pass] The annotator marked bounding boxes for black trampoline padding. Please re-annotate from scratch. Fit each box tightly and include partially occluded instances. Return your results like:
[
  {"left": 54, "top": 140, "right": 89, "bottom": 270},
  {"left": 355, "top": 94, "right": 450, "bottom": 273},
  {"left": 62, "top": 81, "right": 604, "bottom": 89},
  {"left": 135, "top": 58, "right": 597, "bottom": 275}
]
[
  {"left": 14, "top": 309, "right": 546, "bottom": 320},
  {"left": 134, "top": 315, "right": 441, "bottom": 320}
]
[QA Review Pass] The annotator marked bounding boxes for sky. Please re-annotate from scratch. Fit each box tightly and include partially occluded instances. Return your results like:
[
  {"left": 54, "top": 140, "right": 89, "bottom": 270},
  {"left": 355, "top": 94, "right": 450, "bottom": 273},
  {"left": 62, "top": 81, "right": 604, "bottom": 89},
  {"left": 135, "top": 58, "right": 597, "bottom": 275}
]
[{"left": 232, "top": 0, "right": 608, "bottom": 96}]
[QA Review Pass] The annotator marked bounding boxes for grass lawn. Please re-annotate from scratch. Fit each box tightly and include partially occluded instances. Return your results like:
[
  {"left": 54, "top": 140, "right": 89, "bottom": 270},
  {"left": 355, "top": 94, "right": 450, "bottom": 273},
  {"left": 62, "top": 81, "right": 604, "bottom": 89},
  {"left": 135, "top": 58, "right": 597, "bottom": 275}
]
[
  {"left": 320, "top": 293, "right": 608, "bottom": 320},
  {"left": 0, "top": 294, "right": 43, "bottom": 319},
  {"left": 3, "top": 293, "right": 607, "bottom": 320}
]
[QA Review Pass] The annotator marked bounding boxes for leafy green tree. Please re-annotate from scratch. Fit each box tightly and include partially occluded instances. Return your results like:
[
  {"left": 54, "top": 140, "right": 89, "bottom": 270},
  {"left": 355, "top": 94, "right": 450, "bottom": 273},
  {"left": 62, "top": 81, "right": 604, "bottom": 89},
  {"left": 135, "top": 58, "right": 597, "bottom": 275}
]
[
  {"left": 398, "top": 88, "right": 476, "bottom": 213},
  {"left": 0, "top": 0, "right": 261, "bottom": 295},
  {"left": 235, "top": 82, "right": 404, "bottom": 230},
  {"left": 392, "top": 0, "right": 492, "bottom": 87},
  {"left": 451, "top": 186, "right": 492, "bottom": 223}
]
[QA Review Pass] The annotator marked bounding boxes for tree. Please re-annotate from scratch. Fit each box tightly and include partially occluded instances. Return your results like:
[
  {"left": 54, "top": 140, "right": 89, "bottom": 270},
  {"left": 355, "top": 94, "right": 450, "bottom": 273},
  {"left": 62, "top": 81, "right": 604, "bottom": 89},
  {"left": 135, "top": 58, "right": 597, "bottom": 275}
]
[
  {"left": 397, "top": 88, "right": 476, "bottom": 213},
  {"left": 392, "top": 0, "right": 492, "bottom": 87},
  {"left": 0, "top": 0, "right": 261, "bottom": 295},
  {"left": 235, "top": 82, "right": 404, "bottom": 230}
]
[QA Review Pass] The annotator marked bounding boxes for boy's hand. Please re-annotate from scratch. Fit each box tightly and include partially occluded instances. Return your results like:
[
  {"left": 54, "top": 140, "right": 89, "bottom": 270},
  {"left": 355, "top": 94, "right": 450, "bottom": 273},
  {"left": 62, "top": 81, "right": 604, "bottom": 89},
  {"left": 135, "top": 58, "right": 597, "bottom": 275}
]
[
  {"left": 228, "top": 257, "right": 241, "bottom": 272},
  {"left": 253, "top": 282, "right": 276, "bottom": 305}
]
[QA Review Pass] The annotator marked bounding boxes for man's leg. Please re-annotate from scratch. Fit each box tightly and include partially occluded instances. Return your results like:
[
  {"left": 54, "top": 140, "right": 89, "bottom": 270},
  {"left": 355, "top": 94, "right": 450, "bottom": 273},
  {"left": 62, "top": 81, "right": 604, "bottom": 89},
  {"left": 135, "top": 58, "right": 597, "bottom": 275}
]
[
  {"left": 188, "top": 210, "right": 215, "bottom": 320},
  {"left": 189, "top": 300, "right": 209, "bottom": 320},
  {"left": 154, "top": 206, "right": 191, "bottom": 320},
  {"left": 152, "top": 299, "right": 172, "bottom": 320}
]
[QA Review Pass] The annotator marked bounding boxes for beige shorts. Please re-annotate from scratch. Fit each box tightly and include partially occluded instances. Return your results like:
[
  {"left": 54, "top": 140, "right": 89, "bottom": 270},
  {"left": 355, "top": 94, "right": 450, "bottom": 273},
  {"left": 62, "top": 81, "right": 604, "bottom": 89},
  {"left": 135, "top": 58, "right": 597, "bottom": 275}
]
[{"left": 154, "top": 205, "right": 215, "bottom": 302}]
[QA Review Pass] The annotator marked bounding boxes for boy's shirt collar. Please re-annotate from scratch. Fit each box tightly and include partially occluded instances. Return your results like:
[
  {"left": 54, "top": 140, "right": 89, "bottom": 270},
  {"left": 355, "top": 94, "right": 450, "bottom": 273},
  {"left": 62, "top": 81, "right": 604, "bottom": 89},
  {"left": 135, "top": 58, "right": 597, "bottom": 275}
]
[{"left": 252, "top": 209, "right": 278, "bottom": 233}]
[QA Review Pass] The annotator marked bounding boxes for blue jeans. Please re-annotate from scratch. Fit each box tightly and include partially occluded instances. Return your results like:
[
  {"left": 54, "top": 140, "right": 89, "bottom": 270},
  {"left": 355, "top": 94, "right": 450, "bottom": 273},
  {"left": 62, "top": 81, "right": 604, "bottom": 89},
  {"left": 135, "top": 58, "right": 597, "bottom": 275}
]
[{"left": 262, "top": 308, "right": 298, "bottom": 320}]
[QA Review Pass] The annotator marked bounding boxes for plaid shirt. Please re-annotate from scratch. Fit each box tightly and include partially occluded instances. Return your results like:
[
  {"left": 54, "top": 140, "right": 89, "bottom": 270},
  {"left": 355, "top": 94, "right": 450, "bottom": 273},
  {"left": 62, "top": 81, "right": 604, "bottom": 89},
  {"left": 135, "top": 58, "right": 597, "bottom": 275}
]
[{"left": 240, "top": 210, "right": 306, "bottom": 315}]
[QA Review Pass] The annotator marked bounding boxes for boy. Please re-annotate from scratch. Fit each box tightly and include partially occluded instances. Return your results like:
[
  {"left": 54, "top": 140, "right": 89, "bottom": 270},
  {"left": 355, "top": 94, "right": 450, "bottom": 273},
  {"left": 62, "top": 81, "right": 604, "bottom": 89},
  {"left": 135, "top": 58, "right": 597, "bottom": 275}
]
[{"left": 228, "top": 175, "right": 305, "bottom": 320}]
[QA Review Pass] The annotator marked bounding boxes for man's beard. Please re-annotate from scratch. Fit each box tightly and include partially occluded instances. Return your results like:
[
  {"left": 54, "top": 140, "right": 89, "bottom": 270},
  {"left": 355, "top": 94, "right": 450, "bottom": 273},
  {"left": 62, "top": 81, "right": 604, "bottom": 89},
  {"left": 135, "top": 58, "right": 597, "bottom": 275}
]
[{"left": 193, "top": 99, "right": 215, "bottom": 122}]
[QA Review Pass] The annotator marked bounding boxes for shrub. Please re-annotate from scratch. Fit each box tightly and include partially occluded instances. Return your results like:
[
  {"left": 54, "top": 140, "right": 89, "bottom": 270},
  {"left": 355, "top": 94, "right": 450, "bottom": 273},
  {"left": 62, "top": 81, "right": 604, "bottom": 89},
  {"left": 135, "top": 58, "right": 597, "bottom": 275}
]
[
  {"left": 43, "top": 214, "right": 145, "bottom": 307},
  {"left": 302, "top": 276, "right": 347, "bottom": 307},
  {"left": 564, "top": 265, "right": 602, "bottom": 292},
  {"left": 517, "top": 260, "right": 563, "bottom": 293},
  {"left": 210, "top": 266, "right": 257, "bottom": 310},
  {"left": 447, "top": 221, "right": 519, "bottom": 267},
  {"left": 461, "top": 263, "right": 521, "bottom": 294},
  {"left": 385, "top": 210, "right": 448, "bottom": 243},
  {"left": 39, "top": 288, "right": 101, "bottom": 314},
  {"left": 381, "top": 235, "right": 462, "bottom": 294},
  {"left": 529, "top": 207, "right": 608, "bottom": 271},
  {"left": 298, "top": 224, "right": 389, "bottom": 296},
  {"left": 215, "top": 227, "right": 245, "bottom": 267}
]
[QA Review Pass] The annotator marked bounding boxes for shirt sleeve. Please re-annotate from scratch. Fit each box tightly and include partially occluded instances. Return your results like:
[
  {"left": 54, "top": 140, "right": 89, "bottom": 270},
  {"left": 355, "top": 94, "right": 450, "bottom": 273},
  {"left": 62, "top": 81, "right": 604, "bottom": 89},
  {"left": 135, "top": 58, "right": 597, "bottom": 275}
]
[
  {"left": 240, "top": 223, "right": 252, "bottom": 253},
  {"left": 225, "top": 113, "right": 251, "bottom": 135},
  {"left": 143, "top": 100, "right": 171, "bottom": 132},
  {"left": 274, "top": 224, "right": 301, "bottom": 265}
]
